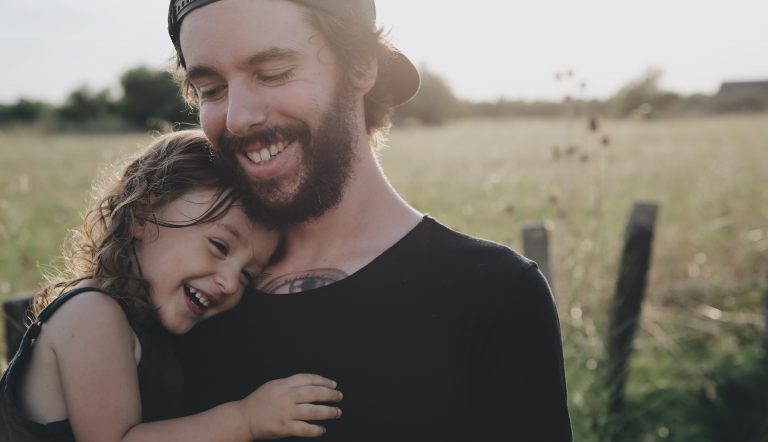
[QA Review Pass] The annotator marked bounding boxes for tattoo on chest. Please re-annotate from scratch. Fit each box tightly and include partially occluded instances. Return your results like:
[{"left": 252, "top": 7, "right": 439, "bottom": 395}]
[{"left": 258, "top": 268, "right": 349, "bottom": 294}]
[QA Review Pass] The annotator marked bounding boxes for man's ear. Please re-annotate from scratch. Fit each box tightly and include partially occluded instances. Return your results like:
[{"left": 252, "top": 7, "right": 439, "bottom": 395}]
[{"left": 350, "top": 56, "right": 378, "bottom": 95}]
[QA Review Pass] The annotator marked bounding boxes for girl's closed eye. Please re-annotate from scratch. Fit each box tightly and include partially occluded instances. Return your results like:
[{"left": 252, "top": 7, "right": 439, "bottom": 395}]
[
  {"left": 209, "top": 239, "right": 230, "bottom": 256},
  {"left": 240, "top": 270, "right": 255, "bottom": 287}
]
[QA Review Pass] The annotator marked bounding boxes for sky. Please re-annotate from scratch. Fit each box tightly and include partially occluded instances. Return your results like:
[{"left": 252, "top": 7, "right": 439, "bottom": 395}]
[{"left": 1, "top": 0, "right": 767, "bottom": 104}]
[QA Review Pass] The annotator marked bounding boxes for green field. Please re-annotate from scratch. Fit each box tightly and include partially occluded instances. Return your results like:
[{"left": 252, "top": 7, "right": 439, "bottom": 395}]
[{"left": 2, "top": 115, "right": 767, "bottom": 440}]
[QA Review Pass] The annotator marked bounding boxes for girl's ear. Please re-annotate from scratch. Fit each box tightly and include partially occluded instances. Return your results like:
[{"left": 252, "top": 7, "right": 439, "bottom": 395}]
[
  {"left": 350, "top": 56, "right": 378, "bottom": 96},
  {"left": 131, "top": 218, "right": 146, "bottom": 240}
]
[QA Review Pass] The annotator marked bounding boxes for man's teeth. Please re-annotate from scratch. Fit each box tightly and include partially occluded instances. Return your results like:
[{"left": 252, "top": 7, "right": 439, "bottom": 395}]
[
  {"left": 187, "top": 286, "right": 210, "bottom": 307},
  {"left": 246, "top": 141, "right": 287, "bottom": 164}
]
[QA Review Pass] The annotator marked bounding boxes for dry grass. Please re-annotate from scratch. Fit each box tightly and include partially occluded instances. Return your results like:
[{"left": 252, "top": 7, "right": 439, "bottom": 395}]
[
  {"left": 383, "top": 114, "right": 768, "bottom": 439},
  {"left": 1, "top": 115, "right": 767, "bottom": 439}
]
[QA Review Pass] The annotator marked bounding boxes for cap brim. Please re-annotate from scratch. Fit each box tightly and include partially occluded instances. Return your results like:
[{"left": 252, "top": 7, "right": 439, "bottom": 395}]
[{"left": 373, "top": 47, "right": 420, "bottom": 107}]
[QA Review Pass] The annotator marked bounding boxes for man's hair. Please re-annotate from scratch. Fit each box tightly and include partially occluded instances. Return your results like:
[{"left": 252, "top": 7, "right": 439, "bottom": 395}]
[
  {"left": 172, "top": 1, "right": 398, "bottom": 142},
  {"left": 34, "top": 130, "right": 241, "bottom": 322}
]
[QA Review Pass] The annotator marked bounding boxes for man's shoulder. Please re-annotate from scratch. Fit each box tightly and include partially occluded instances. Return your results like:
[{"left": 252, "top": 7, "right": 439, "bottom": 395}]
[
  {"left": 400, "top": 217, "right": 554, "bottom": 317},
  {"left": 413, "top": 216, "right": 533, "bottom": 273}
]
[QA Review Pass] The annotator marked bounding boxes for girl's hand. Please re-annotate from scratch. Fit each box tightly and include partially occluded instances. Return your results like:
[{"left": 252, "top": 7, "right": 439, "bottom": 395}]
[{"left": 238, "top": 373, "right": 343, "bottom": 439}]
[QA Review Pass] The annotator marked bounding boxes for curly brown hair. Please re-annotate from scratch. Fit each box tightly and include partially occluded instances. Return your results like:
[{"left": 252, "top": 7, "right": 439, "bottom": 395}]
[
  {"left": 171, "top": 1, "right": 396, "bottom": 144},
  {"left": 33, "top": 130, "right": 241, "bottom": 323}
]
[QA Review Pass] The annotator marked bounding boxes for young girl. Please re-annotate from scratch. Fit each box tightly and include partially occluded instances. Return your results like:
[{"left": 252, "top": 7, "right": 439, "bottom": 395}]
[{"left": 0, "top": 131, "right": 342, "bottom": 441}]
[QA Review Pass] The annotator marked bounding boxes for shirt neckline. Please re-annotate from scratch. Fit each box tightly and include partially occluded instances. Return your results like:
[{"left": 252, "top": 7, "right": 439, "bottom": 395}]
[{"left": 250, "top": 215, "right": 434, "bottom": 299}]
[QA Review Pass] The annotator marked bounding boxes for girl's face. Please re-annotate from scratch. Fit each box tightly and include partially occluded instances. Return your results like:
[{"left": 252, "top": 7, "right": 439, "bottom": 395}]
[{"left": 133, "top": 188, "right": 279, "bottom": 334}]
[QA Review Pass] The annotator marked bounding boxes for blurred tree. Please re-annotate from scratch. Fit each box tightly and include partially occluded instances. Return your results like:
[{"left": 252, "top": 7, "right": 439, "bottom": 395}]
[
  {"left": 1, "top": 99, "right": 48, "bottom": 123},
  {"left": 58, "top": 86, "right": 115, "bottom": 123},
  {"left": 119, "top": 66, "right": 196, "bottom": 129},
  {"left": 607, "top": 68, "right": 685, "bottom": 118},
  {"left": 395, "top": 65, "right": 461, "bottom": 125},
  {"left": 608, "top": 68, "right": 663, "bottom": 117},
  {"left": 467, "top": 98, "right": 567, "bottom": 118}
]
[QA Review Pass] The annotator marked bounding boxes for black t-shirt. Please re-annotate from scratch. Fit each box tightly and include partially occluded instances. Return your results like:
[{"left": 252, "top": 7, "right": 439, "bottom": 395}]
[{"left": 175, "top": 216, "right": 572, "bottom": 441}]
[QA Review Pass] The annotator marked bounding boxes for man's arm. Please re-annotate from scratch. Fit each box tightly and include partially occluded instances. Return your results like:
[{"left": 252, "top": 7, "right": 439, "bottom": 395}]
[{"left": 466, "top": 265, "right": 572, "bottom": 441}]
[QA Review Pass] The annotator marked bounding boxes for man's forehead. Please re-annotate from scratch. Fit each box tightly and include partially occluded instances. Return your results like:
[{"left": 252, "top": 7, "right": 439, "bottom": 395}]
[
  {"left": 179, "top": 0, "right": 319, "bottom": 62},
  {"left": 180, "top": 0, "right": 306, "bottom": 34},
  {"left": 170, "top": 0, "right": 420, "bottom": 106},
  {"left": 170, "top": 0, "right": 376, "bottom": 46}
]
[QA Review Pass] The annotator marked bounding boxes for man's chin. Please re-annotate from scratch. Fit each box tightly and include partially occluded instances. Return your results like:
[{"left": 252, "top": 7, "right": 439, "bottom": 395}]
[
  {"left": 236, "top": 176, "right": 308, "bottom": 225},
  {"left": 219, "top": 84, "right": 355, "bottom": 226}
]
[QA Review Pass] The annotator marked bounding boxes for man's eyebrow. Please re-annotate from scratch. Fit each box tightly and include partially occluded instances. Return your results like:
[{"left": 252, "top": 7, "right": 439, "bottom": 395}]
[
  {"left": 186, "top": 48, "right": 301, "bottom": 83},
  {"left": 239, "top": 47, "right": 301, "bottom": 70},
  {"left": 186, "top": 65, "right": 219, "bottom": 83}
]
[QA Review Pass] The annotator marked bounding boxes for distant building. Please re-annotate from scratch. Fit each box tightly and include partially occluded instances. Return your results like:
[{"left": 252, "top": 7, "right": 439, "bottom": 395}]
[{"left": 717, "top": 80, "right": 768, "bottom": 97}]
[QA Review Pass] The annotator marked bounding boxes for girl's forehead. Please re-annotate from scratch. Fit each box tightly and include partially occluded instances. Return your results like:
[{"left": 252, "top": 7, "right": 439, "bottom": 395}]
[
  {"left": 218, "top": 207, "right": 278, "bottom": 243},
  {"left": 161, "top": 188, "right": 222, "bottom": 215}
]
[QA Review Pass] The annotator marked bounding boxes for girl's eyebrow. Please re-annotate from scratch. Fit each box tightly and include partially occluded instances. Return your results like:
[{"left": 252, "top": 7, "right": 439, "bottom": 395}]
[{"left": 217, "top": 221, "right": 242, "bottom": 239}]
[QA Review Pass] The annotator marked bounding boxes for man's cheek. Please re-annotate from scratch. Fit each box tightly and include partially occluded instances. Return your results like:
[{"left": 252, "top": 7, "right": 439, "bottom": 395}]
[{"left": 199, "top": 107, "right": 224, "bottom": 145}]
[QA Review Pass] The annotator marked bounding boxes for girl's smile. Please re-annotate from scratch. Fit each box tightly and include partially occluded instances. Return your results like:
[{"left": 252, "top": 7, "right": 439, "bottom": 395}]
[{"left": 132, "top": 188, "right": 279, "bottom": 334}]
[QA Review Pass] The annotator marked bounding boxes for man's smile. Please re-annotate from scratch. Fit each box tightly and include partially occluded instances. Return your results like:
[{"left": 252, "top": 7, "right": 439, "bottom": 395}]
[{"left": 244, "top": 139, "right": 289, "bottom": 165}]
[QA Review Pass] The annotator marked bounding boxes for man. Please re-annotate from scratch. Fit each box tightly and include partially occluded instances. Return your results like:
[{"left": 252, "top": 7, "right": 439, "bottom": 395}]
[{"left": 170, "top": 0, "right": 572, "bottom": 440}]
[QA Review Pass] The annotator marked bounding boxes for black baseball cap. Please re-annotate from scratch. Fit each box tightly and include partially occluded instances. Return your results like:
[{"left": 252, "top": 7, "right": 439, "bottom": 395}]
[{"left": 168, "top": 0, "right": 420, "bottom": 106}]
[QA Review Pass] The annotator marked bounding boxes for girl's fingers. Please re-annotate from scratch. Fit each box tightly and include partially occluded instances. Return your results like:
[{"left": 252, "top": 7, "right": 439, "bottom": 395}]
[
  {"left": 287, "top": 373, "right": 338, "bottom": 388},
  {"left": 293, "top": 403, "right": 343, "bottom": 421},
  {"left": 284, "top": 420, "right": 328, "bottom": 438},
  {"left": 292, "top": 385, "right": 343, "bottom": 404}
]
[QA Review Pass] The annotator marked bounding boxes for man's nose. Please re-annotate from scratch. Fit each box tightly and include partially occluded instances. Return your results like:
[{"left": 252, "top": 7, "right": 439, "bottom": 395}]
[{"left": 226, "top": 82, "right": 268, "bottom": 136}]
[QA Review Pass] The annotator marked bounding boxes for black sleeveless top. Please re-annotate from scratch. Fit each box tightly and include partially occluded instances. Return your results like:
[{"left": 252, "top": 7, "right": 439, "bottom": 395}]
[{"left": 0, "top": 287, "right": 183, "bottom": 441}]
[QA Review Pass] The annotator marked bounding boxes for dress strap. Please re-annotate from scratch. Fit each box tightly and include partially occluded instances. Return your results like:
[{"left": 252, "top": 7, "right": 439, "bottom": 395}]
[
  {"left": 35, "top": 287, "right": 111, "bottom": 323},
  {"left": 15, "top": 287, "right": 112, "bottom": 353},
  {"left": 1, "top": 287, "right": 113, "bottom": 391}
]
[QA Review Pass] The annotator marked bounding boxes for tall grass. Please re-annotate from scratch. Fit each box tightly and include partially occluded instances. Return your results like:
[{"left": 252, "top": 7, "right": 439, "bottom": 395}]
[
  {"left": 383, "top": 115, "right": 768, "bottom": 440},
  {"left": 2, "top": 115, "right": 767, "bottom": 440}
]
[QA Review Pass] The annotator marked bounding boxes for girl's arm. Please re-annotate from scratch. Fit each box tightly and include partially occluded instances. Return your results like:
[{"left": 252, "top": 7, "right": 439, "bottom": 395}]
[
  {"left": 48, "top": 291, "right": 341, "bottom": 441},
  {"left": 124, "top": 374, "right": 342, "bottom": 441}
]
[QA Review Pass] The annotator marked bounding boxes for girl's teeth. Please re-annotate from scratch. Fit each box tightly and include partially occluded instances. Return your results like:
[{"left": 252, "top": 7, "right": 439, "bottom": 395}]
[
  {"left": 195, "top": 292, "right": 210, "bottom": 307},
  {"left": 259, "top": 149, "right": 270, "bottom": 161},
  {"left": 270, "top": 145, "right": 278, "bottom": 155},
  {"left": 186, "top": 285, "right": 209, "bottom": 308}
]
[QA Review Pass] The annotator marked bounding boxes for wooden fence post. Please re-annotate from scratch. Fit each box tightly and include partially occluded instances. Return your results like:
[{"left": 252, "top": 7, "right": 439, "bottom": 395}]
[
  {"left": 604, "top": 201, "right": 659, "bottom": 417},
  {"left": 763, "top": 277, "right": 768, "bottom": 366},
  {"left": 523, "top": 223, "right": 553, "bottom": 289},
  {"left": 3, "top": 294, "right": 33, "bottom": 363}
]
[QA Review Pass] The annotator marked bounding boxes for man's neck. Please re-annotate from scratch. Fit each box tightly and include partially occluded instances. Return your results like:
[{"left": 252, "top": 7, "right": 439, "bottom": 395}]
[{"left": 258, "top": 144, "right": 422, "bottom": 294}]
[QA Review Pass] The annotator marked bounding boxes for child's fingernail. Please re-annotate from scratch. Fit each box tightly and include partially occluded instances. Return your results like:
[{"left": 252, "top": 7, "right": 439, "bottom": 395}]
[
  {"left": 332, "top": 380, "right": 337, "bottom": 388},
  {"left": 337, "top": 408, "right": 343, "bottom": 418}
]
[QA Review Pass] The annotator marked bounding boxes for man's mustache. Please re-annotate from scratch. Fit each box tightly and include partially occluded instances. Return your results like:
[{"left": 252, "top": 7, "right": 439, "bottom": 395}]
[{"left": 218, "top": 123, "right": 311, "bottom": 155}]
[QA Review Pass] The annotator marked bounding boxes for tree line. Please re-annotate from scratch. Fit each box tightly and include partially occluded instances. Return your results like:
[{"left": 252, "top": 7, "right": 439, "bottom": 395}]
[
  {"left": 2, "top": 66, "right": 766, "bottom": 131},
  {"left": 395, "top": 68, "right": 768, "bottom": 124},
  {"left": 0, "top": 67, "right": 196, "bottom": 131}
]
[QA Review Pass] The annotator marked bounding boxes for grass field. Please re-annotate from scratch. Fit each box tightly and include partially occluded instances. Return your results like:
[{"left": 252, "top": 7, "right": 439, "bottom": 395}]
[{"left": 2, "top": 115, "right": 767, "bottom": 440}]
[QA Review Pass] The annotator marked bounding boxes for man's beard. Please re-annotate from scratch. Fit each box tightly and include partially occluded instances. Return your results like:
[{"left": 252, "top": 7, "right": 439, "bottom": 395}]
[{"left": 216, "top": 91, "right": 357, "bottom": 227}]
